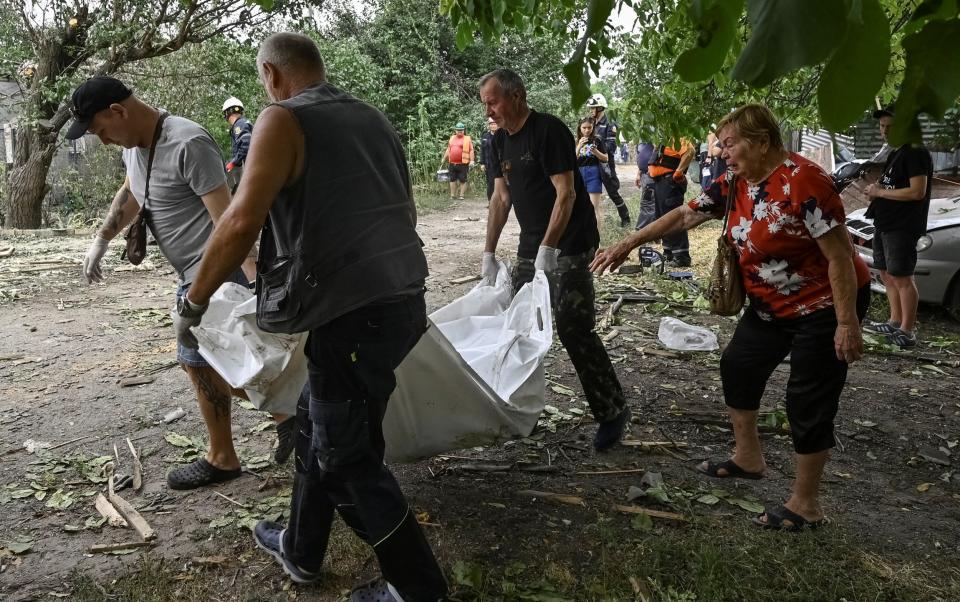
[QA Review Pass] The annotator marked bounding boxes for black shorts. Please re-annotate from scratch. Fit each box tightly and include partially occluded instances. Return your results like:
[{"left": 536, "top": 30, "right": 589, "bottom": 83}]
[
  {"left": 448, "top": 163, "right": 469, "bottom": 183},
  {"left": 872, "top": 230, "right": 919, "bottom": 277},
  {"left": 719, "top": 286, "right": 870, "bottom": 454}
]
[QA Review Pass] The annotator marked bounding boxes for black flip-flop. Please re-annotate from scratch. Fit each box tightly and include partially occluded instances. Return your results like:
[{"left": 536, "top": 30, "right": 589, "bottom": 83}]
[
  {"left": 167, "top": 458, "right": 242, "bottom": 490},
  {"left": 753, "top": 505, "right": 825, "bottom": 532},
  {"left": 696, "top": 458, "right": 764, "bottom": 480}
]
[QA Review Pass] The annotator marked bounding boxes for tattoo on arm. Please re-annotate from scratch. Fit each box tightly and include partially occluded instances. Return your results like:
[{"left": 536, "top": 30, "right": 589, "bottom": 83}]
[
  {"left": 193, "top": 368, "right": 232, "bottom": 421},
  {"left": 100, "top": 186, "right": 134, "bottom": 239}
]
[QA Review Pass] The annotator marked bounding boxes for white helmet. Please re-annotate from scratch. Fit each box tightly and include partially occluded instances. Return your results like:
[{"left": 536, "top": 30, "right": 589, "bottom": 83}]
[
  {"left": 586, "top": 93, "right": 607, "bottom": 109},
  {"left": 221, "top": 97, "right": 244, "bottom": 115}
]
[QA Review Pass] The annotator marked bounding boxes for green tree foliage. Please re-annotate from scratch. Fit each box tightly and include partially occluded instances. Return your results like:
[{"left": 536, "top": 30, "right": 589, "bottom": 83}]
[
  {"left": 0, "top": 0, "right": 310, "bottom": 228},
  {"left": 443, "top": 0, "right": 960, "bottom": 145}
]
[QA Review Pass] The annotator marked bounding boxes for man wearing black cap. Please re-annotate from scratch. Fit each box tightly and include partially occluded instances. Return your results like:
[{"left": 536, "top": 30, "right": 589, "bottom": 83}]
[
  {"left": 66, "top": 76, "right": 295, "bottom": 489},
  {"left": 863, "top": 106, "right": 932, "bottom": 348}
]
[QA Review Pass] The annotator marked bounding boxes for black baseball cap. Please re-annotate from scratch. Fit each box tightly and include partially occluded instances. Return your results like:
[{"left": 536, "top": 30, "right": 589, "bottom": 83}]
[
  {"left": 65, "top": 77, "right": 133, "bottom": 140},
  {"left": 872, "top": 105, "right": 894, "bottom": 119}
]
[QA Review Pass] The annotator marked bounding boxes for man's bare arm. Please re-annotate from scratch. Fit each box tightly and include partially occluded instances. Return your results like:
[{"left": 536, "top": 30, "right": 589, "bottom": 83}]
[
  {"left": 200, "top": 183, "right": 258, "bottom": 281},
  {"left": 865, "top": 175, "right": 927, "bottom": 201},
  {"left": 484, "top": 176, "right": 512, "bottom": 253},
  {"left": 98, "top": 177, "right": 139, "bottom": 240},
  {"left": 541, "top": 171, "right": 576, "bottom": 249}
]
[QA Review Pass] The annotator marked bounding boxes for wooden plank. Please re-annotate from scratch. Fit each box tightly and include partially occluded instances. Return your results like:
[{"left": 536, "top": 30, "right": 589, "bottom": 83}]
[
  {"left": 575, "top": 468, "right": 646, "bottom": 476},
  {"left": 120, "top": 376, "right": 155, "bottom": 387},
  {"left": 612, "top": 504, "right": 687, "bottom": 521},
  {"left": 450, "top": 274, "right": 481, "bottom": 285},
  {"left": 106, "top": 491, "right": 156, "bottom": 541},
  {"left": 126, "top": 438, "right": 143, "bottom": 492},
  {"left": 94, "top": 494, "right": 128, "bottom": 528},
  {"left": 619, "top": 441, "right": 688, "bottom": 449},
  {"left": 515, "top": 490, "right": 585, "bottom": 506},
  {"left": 89, "top": 541, "right": 154, "bottom": 554}
]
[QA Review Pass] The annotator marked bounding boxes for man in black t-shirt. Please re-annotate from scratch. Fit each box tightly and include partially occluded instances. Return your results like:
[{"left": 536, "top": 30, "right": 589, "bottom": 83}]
[
  {"left": 479, "top": 117, "right": 499, "bottom": 202},
  {"left": 478, "top": 69, "right": 630, "bottom": 451},
  {"left": 863, "top": 106, "right": 932, "bottom": 348}
]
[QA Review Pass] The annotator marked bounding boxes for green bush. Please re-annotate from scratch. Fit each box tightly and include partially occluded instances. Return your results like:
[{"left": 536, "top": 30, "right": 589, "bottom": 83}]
[{"left": 48, "top": 144, "right": 124, "bottom": 228}]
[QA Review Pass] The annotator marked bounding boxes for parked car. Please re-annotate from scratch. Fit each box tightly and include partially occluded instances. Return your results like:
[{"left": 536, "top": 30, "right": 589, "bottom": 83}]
[{"left": 846, "top": 195, "right": 960, "bottom": 320}]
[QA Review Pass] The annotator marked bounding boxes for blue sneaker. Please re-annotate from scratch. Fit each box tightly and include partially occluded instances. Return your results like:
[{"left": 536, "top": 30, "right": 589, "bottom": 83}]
[{"left": 252, "top": 521, "right": 322, "bottom": 584}]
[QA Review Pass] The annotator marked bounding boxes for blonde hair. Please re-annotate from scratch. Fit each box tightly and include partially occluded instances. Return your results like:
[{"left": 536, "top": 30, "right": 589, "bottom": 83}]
[{"left": 715, "top": 104, "right": 784, "bottom": 151}]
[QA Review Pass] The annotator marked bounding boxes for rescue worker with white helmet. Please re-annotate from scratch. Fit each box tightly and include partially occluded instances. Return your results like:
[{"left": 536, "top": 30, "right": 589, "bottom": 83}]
[
  {"left": 586, "top": 93, "right": 632, "bottom": 227},
  {"left": 222, "top": 97, "right": 253, "bottom": 192}
]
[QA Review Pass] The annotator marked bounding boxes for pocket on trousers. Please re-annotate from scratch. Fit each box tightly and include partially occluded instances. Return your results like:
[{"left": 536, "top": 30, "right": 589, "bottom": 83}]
[{"left": 309, "top": 398, "right": 369, "bottom": 473}]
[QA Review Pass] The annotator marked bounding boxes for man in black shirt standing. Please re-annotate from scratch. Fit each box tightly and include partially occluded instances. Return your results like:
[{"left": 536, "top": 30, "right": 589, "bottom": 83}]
[
  {"left": 863, "top": 106, "right": 932, "bottom": 348},
  {"left": 479, "top": 117, "right": 499, "bottom": 203},
  {"left": 478, "top": 69, "right": 630, "bottom": 451}
]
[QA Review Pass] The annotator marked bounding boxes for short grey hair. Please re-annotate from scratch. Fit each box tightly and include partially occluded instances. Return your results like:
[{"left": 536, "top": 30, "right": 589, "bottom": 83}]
[
  {"left": 257, "top": 32, "right": 325, "bottom": 77},
  {"left": 478, "top": 68, "right": 526, "bottom": 101}
]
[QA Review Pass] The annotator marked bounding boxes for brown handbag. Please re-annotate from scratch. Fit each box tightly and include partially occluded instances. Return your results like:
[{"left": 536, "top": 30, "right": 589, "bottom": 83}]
[
  {"left": 706, "top": 175, "right": 745, "bottom": 315},
  {"left": 121, "top": 113, "right": 168, "bottom": 265}
]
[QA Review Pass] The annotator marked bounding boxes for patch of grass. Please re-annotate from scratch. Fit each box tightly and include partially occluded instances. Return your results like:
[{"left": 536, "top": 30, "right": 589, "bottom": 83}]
[
  {"left": 68, "top": 519, "right": 371, "bottom": 601},
  {"left": 69, "top": 557, "right": 218, "bottom": 601},
  {"left": 451, "top": 519, "right": 960, "bottom": 601}
]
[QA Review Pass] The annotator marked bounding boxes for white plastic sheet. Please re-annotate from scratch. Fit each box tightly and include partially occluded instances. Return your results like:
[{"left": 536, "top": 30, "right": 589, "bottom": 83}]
[
  {"left": 192, "top": 262, "right": 554, "bottom": 463},
  {"left": 383, "top": 261, "right": 553, "bottom": 462},
  {"left": 657, "top": 316, "right": 719, "bottom": 351},
  {"left": 193, "top": 283, "right": 305, "bottom": 416}
]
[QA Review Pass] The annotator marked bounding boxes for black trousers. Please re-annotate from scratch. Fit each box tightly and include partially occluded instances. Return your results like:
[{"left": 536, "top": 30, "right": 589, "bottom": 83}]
[
  {"left": 512, "top": 251, "right": 626, "bottom": 422},
  {"left": 720, "top": 286, "right": 870, "bottom": 454},
  {"left": 634, "top": 172, "right": 656, "bottom": 230},
  {"left": 652, "top": 174, "right": 690, "bottom": 260},
  {"left": 285, "top": 292, "right": 447, "bottom": 601},
  {"left": 599, "top": 161, "right": 631, "bottom": 222}
]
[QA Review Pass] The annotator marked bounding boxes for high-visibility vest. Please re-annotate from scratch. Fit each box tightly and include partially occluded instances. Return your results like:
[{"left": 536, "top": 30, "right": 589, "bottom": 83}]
[{"left": 447, "top": 134, "right": 474, "bottom": 164}]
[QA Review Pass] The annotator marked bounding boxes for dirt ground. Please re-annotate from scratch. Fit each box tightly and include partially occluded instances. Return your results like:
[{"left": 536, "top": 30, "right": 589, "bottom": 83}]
[{"left": 1, "top": 165, "right": 959, "bottom": 601}]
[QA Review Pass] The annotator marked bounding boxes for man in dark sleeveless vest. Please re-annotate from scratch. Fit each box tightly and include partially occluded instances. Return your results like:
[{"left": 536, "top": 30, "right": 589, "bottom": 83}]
[{"left": 175, "top": 32, "right": 446, "bottom": 602}]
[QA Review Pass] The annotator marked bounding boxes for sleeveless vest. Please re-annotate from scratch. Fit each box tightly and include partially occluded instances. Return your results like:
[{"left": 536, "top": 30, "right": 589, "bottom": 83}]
[{"left": 255, "top": 83, "right": 428, "bottom": 333}]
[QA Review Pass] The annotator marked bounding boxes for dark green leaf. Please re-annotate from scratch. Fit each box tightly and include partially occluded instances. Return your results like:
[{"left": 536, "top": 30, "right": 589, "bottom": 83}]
[
  {"left": 903, "top": 0, "right": 960, "bottom": 35},
  {"left": 675, "top": 0, "right": 744, "bottom": 82},
  {"left": 732, "top": 0, "right": 847, "bottom": 86},
  {"left": 562, "top": 43, "right": 593, "bottom": 109},
  {"left": 630, "top": 512, "right": 654, "bottom": 531},
  {"left": 585, "top": 0, "right": 615, "bottom": 38},
  {"left": 246, "top": 0, "right": 275, "bottom": 10},
  {"left": 452, "top": 560, "right": 484, "bottom": 588},
  {"left": 456, "top": 21, "right": 473, "bottom": 50},
  {"left": 818, "top": 0, "right": 890, "bottom": 130},
  {"left": 890, "top": 19, "right": 960, "bottom": 145}
]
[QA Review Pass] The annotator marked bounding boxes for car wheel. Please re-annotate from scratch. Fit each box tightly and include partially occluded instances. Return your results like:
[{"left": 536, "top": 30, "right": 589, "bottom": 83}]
[{"left": 946, "top": 272, "right": 960, "bottom": 322}]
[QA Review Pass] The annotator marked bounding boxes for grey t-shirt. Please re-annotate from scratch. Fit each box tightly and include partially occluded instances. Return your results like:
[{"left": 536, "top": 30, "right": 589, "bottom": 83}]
[{"left": 123, "top": 115, "right": 226, "bottom": 284}]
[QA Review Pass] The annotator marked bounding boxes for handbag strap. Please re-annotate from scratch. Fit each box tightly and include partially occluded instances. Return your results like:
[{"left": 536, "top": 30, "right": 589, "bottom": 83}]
[
  {"left": 142, "top": 112, "right": 169, "bottom": 212},
  {"left": 720, "top": 174, "right": 738, "bottom": 236}
]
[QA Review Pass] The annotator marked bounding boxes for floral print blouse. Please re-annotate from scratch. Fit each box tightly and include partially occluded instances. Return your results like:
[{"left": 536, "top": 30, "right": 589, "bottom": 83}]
[{"left": 688, "top": 153, "right": 869, "bottom": 320}]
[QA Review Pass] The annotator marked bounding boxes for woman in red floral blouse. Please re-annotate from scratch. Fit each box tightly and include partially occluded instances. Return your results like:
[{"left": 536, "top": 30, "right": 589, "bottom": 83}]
[{"left": 591, "top": 104, "right": 870, "bottom": 531}]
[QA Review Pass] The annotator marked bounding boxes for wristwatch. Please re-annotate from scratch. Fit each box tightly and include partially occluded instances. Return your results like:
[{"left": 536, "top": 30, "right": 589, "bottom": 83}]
[{"left": 176, "top": 295, "right": 208, "bottom": 318}]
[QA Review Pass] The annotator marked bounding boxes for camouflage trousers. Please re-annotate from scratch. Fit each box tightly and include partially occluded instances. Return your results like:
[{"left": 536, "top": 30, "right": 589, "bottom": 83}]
[{"left": 512, "top": 250, "right": 626, "bottom": 422}]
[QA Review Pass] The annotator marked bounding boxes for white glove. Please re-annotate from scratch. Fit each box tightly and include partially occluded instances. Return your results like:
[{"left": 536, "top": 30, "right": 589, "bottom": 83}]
[
  {"left": 534, "top": 245, "right": 559, "bottom": 273},
  {"left": 82, "top": 236, "right": 110, "bottom": 284},
  {"left": 480, "top": 251, "right": 498, "bottom": 286}
]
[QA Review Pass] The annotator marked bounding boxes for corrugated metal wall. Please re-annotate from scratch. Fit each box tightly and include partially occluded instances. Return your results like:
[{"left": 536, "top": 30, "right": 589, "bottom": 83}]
[{"left": 854, "top": 115, "right": 959, "bottom": 173}]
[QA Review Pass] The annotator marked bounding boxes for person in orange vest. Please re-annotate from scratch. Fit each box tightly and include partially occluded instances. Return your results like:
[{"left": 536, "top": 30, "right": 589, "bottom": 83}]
[
  {"left": 648, "top": 139, "right": 695, "bottom": 266},
  {"left": 440, "top": 122, "right": 475, "bottom": 200}
]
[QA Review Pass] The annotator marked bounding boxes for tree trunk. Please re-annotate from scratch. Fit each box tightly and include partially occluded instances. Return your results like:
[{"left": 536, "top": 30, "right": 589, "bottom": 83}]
[{"left": 4, "top": 124, "right": 56, "bottom": 229}]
